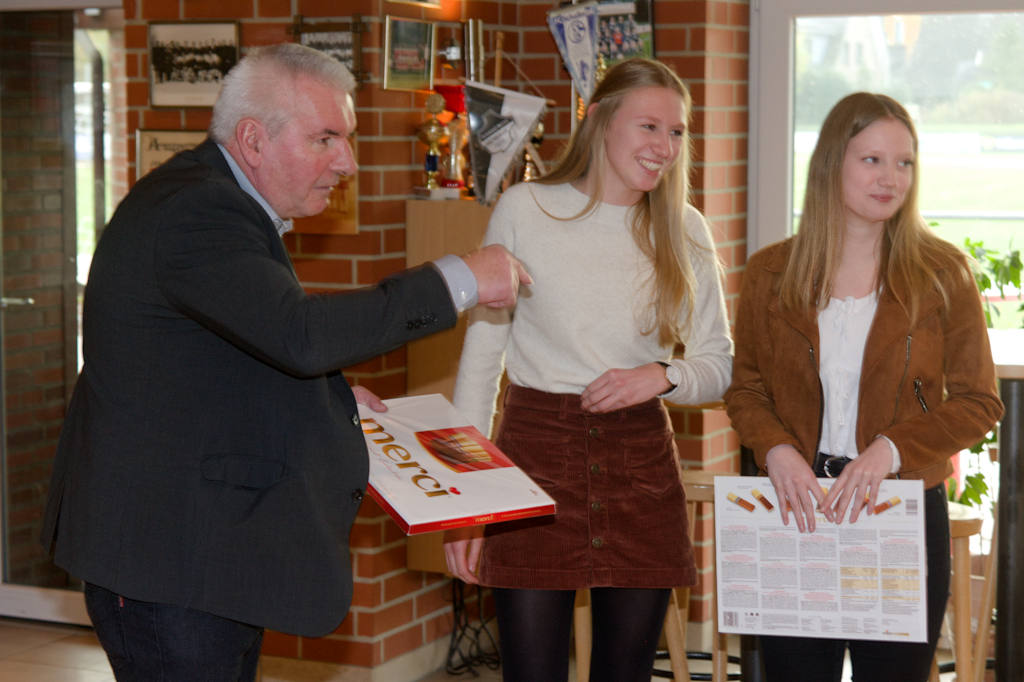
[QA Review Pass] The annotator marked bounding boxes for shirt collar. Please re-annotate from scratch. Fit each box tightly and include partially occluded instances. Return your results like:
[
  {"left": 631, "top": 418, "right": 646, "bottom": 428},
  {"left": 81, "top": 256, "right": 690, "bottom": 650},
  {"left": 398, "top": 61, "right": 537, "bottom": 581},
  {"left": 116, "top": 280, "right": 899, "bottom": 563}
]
[{"left": 216, "top": 143, "right": 294, "bottom": 236}]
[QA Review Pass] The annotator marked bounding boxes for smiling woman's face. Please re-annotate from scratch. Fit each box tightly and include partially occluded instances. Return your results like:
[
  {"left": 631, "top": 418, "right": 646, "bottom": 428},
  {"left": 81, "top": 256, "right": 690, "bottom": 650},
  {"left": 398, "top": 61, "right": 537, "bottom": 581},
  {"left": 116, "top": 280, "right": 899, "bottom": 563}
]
[{"left": 599, "top": 86, "right": 686, "bottom": 206}]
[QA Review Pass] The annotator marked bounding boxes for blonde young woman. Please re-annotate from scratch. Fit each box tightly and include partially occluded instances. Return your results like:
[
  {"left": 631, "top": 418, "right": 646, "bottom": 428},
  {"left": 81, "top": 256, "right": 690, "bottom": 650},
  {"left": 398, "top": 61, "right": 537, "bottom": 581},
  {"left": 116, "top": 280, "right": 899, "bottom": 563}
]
[
  {"left": 443, "top": 59, "right": 732, "bottom": 681},
  {"left": 725, "top": 92, "right": 1003, "bottom": 681}
]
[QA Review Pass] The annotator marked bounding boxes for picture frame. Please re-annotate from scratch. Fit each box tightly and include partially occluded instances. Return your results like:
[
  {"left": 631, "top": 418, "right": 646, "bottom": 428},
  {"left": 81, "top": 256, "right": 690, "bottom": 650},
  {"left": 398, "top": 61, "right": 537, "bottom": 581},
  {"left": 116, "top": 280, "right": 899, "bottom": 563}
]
[
  {"left": 292, "top": 136, "right": 359, "bottom": 235},
  {"left": 136, "top": 129, "right": 206, "bottom": 178},
  {"left": 149, "top": 22, "right": 239, "bottom": 107},
  {"left": 596, "top": 0, "right": 654, "bottom": 66},
  {"left": 292, "top": 14, "right": 368, "bottom": 86},
  {"left": 383, "top": 16, "right": 436, "bottom": 91}
]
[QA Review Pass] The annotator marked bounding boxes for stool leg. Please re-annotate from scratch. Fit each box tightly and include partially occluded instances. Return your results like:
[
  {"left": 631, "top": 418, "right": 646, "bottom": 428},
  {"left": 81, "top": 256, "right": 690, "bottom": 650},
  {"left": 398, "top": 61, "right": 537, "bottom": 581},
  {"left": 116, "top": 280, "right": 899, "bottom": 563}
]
[
  {"left": 663, "top": 587, "right": 692, "bottom": 682},
  {"left": 952, "top": 534, "right": 974, "bottom": 682},
  {"left": 573, "top": 589, "right": 591, "bottom": 682},
  {"left": 972, "top": 505, "right": 997, "bottom": 682}
]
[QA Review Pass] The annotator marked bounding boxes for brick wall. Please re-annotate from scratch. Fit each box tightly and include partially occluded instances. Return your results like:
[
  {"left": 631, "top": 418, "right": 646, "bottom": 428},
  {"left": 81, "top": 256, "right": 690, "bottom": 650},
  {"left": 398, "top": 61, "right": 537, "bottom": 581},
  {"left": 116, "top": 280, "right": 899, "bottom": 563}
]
[
  {"left": 0, "top": 10, "right": 78, "bottom": 590},
  {"left": 116, "top": 0, "right": 749, "bottom": 669}
]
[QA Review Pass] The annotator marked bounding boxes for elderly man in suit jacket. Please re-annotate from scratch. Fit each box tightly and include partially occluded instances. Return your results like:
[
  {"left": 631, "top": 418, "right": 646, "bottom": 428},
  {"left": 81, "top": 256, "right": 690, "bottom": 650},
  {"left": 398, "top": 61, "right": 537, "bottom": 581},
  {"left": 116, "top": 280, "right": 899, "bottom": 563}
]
[{"left": 40, "top": 43, "right": 529, "bottom": 681}]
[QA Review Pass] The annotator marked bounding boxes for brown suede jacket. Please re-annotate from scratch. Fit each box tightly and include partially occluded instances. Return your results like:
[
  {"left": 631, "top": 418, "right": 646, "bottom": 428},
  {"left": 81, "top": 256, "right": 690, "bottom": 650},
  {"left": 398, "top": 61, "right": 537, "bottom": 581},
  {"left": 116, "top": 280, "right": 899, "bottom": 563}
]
[{"left": 725, "top": 238, "right": 1004, "bottom": 490}]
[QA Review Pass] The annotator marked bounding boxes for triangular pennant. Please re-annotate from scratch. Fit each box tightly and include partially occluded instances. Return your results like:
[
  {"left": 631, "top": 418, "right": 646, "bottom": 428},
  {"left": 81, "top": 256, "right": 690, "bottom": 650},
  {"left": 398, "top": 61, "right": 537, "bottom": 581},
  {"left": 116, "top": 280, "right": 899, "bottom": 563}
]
[
  {"left": 547, "top": 1, "right": 599, "bottom": 104},
  {"left": 464, "top": 81, "right": 547, "bottom": 205}
]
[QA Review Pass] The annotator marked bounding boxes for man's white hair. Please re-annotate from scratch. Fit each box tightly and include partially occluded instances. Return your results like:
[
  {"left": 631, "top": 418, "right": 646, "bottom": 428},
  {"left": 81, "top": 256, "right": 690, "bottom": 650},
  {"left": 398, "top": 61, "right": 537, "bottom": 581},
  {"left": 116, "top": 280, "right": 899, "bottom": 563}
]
[{"left": 209, "top": 42, "right": 356, "bottom": 144}]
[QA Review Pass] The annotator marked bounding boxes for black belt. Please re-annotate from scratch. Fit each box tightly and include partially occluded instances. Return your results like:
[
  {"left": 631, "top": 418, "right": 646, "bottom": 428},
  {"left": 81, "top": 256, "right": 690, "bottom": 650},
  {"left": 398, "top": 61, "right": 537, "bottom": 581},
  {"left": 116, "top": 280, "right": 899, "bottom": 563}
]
[{"left": 812, "top": 452, "right": 853, "bottom": 478}]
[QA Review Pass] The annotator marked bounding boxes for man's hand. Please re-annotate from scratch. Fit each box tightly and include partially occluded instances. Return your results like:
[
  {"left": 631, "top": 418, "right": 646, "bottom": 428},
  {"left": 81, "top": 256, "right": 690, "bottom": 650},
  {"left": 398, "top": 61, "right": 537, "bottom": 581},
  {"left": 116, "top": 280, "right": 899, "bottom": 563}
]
[
  {"left": 462, "top": 245, "right": 532, "bottom": 308},
  {"left": 351, "top": 385, "right": 387, "bottom": 412}
]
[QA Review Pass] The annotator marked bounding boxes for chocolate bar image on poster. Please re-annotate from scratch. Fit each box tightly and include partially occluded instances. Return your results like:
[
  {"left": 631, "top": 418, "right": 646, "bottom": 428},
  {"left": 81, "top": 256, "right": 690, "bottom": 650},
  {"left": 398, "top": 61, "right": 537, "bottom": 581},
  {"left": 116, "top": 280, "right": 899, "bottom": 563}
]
[{"left": 465, "top": 80, "right": 547, "bottom": 205}]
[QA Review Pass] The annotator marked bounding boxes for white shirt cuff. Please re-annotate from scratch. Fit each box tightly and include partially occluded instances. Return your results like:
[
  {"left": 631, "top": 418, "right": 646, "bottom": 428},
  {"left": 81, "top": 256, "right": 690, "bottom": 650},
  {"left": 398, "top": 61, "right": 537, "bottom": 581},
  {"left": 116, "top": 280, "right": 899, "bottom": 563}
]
[
  {"left": 433, "top": 254, "right": 478, "bottom": 312},
  {"left": 877, "top": 435, "right": 902, "bottom": 474}
]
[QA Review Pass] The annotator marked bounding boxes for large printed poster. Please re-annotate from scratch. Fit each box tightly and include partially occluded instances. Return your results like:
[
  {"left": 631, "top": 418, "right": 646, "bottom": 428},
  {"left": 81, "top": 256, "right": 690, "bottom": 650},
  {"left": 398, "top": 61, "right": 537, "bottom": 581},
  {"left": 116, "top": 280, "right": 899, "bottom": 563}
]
[{"left": 715, "top": 476, "right": 927, "bottom": 643}]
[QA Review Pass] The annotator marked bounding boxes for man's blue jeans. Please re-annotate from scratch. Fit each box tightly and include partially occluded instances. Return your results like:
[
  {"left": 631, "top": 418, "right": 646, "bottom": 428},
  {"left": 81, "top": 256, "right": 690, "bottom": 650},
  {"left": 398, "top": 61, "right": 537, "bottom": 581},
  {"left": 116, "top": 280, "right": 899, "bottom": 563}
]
[{"left": 85, "top": 582, "right": 263, "bottom": 681}]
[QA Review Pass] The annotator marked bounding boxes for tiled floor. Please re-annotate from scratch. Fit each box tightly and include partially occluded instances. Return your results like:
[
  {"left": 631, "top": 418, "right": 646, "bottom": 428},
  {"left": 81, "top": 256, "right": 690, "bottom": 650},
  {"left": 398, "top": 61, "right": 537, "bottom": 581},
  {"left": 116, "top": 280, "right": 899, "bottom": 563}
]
[{"left": 0, "top": 616, "right": 961, "bottom": 681}]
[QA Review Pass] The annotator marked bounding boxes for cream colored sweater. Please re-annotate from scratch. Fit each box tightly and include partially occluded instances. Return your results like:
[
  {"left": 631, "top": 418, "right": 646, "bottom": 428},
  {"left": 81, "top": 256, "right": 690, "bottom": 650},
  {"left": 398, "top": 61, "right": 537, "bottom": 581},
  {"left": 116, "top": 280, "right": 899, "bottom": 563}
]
[{"left": 453, "top": 182, "right": 733, "bottom": 436}]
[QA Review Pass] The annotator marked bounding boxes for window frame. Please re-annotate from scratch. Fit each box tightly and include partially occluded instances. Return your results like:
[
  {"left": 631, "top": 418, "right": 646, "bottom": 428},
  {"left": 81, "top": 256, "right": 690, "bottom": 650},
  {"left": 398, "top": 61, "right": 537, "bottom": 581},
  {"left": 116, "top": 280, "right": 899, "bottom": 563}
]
[{"left": 748, "top": 0, "right": 1024, "bottom": 256}]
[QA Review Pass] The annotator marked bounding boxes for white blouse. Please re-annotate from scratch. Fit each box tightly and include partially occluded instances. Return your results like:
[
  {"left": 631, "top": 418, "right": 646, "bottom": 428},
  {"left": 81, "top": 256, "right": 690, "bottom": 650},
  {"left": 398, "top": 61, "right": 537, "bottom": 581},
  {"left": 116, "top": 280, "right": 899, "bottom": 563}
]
[{"left": 817, "top": 292, "right": 878, "bottom": 458}]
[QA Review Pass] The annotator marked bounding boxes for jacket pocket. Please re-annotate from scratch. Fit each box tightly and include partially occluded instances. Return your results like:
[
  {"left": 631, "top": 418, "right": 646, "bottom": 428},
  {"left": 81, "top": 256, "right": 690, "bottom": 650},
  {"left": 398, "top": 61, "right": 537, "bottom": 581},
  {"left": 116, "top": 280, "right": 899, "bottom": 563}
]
[{"left": 201, "top": 454, "right": 285, "bottom": 489}]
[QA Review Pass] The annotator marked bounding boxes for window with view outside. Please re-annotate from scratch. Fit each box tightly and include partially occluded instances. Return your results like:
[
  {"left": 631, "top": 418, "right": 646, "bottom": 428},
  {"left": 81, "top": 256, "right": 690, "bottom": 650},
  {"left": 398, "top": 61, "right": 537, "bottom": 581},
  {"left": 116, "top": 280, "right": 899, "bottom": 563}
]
[{"left": 794, "top": 13, "right": 1024, "bottom": 329}]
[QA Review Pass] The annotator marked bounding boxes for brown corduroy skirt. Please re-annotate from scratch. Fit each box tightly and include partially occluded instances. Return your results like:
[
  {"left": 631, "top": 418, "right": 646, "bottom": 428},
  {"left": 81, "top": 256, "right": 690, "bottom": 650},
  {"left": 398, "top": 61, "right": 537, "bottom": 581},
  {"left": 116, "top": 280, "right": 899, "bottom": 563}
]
[{"left": 479, "top": 384, "right": 696, "bottom": 590}]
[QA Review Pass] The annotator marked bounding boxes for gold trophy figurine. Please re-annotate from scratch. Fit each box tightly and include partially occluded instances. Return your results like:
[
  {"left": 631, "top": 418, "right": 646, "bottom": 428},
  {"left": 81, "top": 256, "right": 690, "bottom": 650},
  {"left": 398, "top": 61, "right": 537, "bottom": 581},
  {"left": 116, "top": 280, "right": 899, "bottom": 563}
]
[{"left": 417, "top": 93, "right": 447, "bottom": 190}]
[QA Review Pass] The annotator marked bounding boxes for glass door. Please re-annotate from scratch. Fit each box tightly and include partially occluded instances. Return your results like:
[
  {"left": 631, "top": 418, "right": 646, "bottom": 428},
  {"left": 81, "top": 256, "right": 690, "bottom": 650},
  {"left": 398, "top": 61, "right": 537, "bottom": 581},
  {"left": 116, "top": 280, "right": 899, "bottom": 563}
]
[{"left": 0, "top": 6, "right": 118, "bottom": 625}]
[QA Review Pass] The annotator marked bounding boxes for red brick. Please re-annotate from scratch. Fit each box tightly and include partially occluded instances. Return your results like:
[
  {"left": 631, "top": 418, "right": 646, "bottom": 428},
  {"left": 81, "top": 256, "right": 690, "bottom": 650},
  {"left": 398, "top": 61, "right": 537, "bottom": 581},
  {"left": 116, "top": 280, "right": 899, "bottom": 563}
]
[
  {"left": 124, "top": 24, "right": 148, "bottom": 49},
  {"left": 350, "top": 520, "right": 384, "bottom": 549},
  {"left": 384, "top": 570, "right": 424, "bottom": 603},
  {"left": 464, "top": 1, "right": 500, "bottom": 24},
  {"left": 126, "top": 81, "right": 149, "bottom": 108},
  {"left": 383, "top": 227, "right": 405, "bottom": 254},
  {"left": 357, "top": 256, "right": 407, "bottom": 284},
  {"left": 355, "top": 544, "right": 407, "bottom": 580},
  {"left": 182, "top": 0, "right": 253, "bottom": 18},
  {"left": 241, "top": 22, "right": 292, "bottom": 46},
  {"left": 141, "top": 109, "right": 182, "bottom": 129},
  {"left": 301, "top": 636, "right": 377, "bottom": 666},
  {"left": 258, "top": 0, "right": 291, "bottom": 17},
  {"left": 351, "top": 579, "right": 382, "bottom": 609},
  {"left": 382, "top": 623, "right": 424, "bottom": 661},
  {"left": 357, "top": 599, "right": 414, "bottom": 637},
  {"left": 360, "top": 139, "right": 416, "bottom": 167},
  {"left": 138, "top": 2, "right": 180, "bottom": 20},
  {"left": 183, "top": 109, "right": 212, "bottom": 130},
  {"left": 381, "top": 110, "right": 424, "bottom": 137},
  {"left": 415, "top": 582, "right": 452, "bottom": 617},
  {"left": 298, "top": 230, "right": 381, "bottom": 257},
  {"left": 262, "top": 630, "right": 299, "bottom": 657},
  {"left": 292, "top": 257, "right": 354, "bottom": 285}
]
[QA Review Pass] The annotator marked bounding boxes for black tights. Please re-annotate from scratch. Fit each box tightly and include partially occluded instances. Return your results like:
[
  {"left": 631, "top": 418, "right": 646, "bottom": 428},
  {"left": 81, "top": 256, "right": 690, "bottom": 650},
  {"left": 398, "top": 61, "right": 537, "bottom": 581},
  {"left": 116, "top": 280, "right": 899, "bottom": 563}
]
[{"left": 493, "top": 586, "right": 671, "bottom": 682}]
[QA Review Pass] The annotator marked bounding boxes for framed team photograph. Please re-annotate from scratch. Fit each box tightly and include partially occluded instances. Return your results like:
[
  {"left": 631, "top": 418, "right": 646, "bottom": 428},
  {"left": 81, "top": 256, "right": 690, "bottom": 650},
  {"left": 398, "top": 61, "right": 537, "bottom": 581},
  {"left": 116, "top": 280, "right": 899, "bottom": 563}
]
[
  {"left": 383, "top": 16, "right": 436, "bottom": 91},
  {"left": 596, "top": 0, "right": 654, "bottom": 66},
  {"left": 292, "top": 15, "right": 368, "bottom": 85},
  {"left": 149, "top": 22, "right": 239, "bottom": 107}
]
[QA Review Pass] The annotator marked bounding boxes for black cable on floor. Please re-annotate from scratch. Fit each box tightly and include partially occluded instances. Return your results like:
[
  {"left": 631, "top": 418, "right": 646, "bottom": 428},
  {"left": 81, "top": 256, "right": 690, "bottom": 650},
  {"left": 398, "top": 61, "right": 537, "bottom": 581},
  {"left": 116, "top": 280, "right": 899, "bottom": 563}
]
[{"left": 445, "top": 581, "right": 500, "bottom": 676}]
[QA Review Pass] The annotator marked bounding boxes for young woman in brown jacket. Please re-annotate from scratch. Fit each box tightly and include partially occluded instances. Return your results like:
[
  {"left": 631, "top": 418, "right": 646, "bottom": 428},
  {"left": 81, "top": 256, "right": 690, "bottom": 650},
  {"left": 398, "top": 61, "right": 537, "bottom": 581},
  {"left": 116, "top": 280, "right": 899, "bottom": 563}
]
[{"left": 725, "top": 92, "right": 1003, "bottom": 681}]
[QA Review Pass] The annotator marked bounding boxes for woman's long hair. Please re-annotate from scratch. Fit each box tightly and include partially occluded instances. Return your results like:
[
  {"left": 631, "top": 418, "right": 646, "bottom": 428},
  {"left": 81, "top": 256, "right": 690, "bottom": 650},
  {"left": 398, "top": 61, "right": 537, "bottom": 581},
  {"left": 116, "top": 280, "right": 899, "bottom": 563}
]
[
  {"left": 536, "top": 58, "right": 701, "bottom": 346},
  {"left": 781, "top": 91, "right": 968, "bottom": 321}
]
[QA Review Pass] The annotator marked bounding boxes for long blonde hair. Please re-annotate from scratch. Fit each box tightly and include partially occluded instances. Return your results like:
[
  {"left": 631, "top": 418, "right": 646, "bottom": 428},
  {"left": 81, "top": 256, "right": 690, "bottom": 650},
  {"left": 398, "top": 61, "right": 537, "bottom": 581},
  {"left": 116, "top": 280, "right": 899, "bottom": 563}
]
[
  {"left": 537, "top": 58, "right": 700, "bottom": 346},
  {"left": 780, "top": 92, "right": 968, "bottom": 321}
]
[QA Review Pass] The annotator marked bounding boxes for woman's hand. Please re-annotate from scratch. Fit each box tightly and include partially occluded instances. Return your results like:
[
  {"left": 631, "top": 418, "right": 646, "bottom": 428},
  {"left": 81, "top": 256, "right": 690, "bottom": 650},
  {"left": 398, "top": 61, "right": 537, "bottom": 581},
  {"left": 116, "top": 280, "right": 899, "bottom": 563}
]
[
  {"left": 581, "top": 363, "right": 669, "bottom": 413},
  {"left": 443, "top": 526, "right": 485, "bottom": 584},
  {"left": 765, "top": 445, "right": 827, "bottom": 532},
  {"left": 820, "top": 438, "right": 893, "bottom": 524}
]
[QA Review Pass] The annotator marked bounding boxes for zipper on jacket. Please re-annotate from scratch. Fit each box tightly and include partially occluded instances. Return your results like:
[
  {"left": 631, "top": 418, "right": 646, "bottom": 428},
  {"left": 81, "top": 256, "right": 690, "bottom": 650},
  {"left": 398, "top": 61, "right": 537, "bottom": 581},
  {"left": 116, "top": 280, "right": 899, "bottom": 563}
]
[
  {"left": 892, "top": 335, "right": 913, "bottom": 423},
  {"left": 913, "top": 377, "right": 929, "bottom": 413}
]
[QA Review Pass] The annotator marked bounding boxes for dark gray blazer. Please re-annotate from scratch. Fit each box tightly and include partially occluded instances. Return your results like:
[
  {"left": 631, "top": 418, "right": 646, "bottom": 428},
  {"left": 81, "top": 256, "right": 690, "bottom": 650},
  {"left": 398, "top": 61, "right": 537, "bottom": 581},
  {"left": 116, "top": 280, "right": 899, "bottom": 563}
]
[{"left": 41, "top": 139, "right": 458, "bottom": 636}]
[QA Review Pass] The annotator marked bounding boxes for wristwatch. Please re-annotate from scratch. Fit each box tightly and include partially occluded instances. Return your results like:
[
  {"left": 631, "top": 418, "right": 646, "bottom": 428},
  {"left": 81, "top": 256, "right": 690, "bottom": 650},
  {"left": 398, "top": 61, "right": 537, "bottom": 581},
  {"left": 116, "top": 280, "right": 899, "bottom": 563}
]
[{"left": 657, "top": 361, "right": 682, "bottom": 396}]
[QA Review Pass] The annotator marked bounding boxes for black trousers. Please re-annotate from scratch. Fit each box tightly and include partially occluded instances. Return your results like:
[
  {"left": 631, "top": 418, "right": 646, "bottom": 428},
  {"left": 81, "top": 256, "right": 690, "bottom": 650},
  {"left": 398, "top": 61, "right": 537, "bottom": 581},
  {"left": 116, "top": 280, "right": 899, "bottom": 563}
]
[
  {"left": 85, "top": 583, "right": 264, "bottom": 682},
  {"left": 760, "top": 484, "right": 951, "bottom": 682}
]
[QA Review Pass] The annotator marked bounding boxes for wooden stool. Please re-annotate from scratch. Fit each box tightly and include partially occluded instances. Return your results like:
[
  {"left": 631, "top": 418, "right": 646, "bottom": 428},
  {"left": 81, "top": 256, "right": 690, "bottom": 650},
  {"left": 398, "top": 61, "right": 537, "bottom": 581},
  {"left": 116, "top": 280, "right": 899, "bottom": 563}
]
[
  {"left": 929, "top": 501, "right": 992, "bottom": 682},
  {"left": 573, "top": 470, "right": 734, "bottom": 682}
]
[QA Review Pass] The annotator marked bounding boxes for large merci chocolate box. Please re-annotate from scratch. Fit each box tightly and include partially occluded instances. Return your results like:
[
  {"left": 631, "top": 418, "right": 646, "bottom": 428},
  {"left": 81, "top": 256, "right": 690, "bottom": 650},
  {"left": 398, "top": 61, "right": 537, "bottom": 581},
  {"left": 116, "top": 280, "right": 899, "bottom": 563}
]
[{"left": 358, "top": 393, "right": 556, "bottom": 535}]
